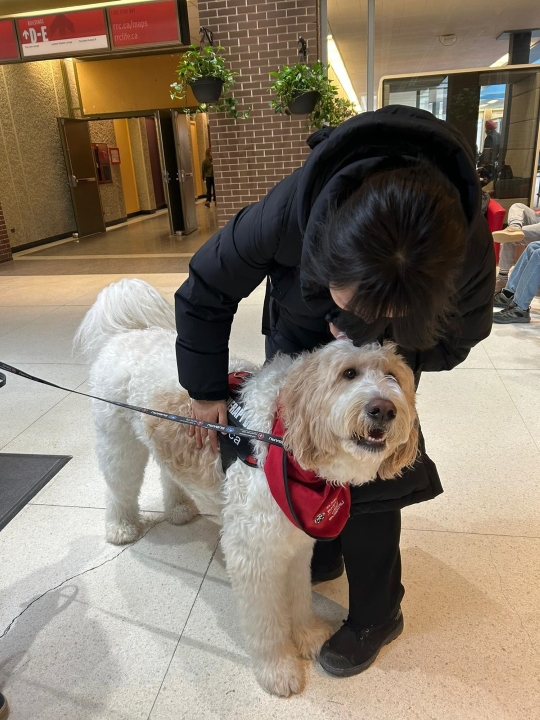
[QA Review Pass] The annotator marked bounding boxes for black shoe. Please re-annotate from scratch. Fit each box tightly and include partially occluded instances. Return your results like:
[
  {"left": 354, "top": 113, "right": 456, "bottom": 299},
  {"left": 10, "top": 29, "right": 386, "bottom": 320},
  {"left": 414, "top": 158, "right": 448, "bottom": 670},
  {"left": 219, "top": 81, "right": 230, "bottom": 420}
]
[
  {"left": 311, "top": 555, "right": 344, "bottom": 584},
  {"left": 0, "top": 692, "right": 9, "bottom": 719},
  {"left": 493, "top": 290, "right": 514, "bottom": 308},
  {"left": 493, "top": 305, "right": 530, "bottom": 324},
  {"left": 319, "top": 607, "right": 404, "bottom": 677}
]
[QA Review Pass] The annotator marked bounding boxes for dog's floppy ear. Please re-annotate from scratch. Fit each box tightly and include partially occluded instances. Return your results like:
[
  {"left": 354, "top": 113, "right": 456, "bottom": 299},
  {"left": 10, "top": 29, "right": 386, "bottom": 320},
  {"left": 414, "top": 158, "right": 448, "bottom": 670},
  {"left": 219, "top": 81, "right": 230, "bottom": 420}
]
[
  {"left": 377, "top": 419, "right": 419, "bottom": 480},
  {"left": 280, "top": 352, "right": 336, "bottom": 472}
]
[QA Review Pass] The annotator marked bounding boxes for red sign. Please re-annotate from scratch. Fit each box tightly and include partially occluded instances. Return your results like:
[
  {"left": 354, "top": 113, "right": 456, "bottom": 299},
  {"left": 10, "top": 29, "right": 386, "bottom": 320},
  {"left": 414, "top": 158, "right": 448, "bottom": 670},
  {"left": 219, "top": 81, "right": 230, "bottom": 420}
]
[
  {"left": 109, "top": 0, "right": 180, "bottom": 48},
  {"left": 17, "top": 9, "right": 108, "bottom": 58},
  {"left": 0, "top": 19, "right": 19, "bottom": 61},
  {"left": 109, "top": 147, "right": 121, "bottom": 164}
]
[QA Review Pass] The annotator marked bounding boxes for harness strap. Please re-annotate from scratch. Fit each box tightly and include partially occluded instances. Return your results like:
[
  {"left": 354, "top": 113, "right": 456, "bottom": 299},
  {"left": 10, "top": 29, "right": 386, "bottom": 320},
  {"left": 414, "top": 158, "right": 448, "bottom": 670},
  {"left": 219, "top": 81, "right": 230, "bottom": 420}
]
[{"left": 219, "top": 372, "right": 259, "bottom": 469}]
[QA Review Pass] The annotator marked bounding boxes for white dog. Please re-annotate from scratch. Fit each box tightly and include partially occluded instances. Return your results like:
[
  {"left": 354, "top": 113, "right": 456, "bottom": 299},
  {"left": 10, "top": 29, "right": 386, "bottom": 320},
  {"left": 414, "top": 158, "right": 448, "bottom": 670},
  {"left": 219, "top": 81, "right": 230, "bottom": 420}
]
[{"left": 75, "top": 279, "right": 418, "bottom": 697}]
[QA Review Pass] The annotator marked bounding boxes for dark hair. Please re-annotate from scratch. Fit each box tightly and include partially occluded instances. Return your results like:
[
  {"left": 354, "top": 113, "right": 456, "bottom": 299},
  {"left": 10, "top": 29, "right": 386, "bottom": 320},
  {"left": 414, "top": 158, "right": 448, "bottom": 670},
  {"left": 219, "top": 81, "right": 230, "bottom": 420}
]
[{"left": 303, "top": 159, "right": 469, "bottom": 350}]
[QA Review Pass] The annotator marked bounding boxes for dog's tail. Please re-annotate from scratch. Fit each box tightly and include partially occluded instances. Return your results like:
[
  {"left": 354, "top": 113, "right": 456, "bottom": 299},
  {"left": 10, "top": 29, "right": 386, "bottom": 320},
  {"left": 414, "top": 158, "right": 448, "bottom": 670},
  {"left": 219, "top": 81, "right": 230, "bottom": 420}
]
[{"left": 74, "top": 278, "right": 175, "bottom": 361}]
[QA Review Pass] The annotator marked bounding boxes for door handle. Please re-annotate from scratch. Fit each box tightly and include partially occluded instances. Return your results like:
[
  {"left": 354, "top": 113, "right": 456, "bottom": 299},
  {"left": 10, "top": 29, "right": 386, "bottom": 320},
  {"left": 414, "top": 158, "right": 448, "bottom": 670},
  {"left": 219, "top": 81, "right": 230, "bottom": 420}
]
[
  {"left": 184, "top": 172, "right": 193, "bottom": 179},
  {"left": 71, "top": 175, "right": 96, "bottom": 187}
]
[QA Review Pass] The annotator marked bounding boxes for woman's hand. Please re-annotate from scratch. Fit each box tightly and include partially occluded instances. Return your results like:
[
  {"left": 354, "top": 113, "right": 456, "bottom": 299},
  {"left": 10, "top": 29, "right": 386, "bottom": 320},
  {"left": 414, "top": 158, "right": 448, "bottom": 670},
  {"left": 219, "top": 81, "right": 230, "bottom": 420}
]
[{"left": 190, "top": 399, "right": 228, "bottom": 453}]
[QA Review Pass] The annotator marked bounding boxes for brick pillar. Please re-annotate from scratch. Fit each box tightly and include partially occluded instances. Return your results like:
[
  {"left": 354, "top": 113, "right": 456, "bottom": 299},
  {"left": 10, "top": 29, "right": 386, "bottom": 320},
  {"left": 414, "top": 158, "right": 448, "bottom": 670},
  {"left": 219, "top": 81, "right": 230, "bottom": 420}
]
[
  {"left": 0, "top": 203, "right": 12, "bottom": 264},
  {"left": 198, "top": 0, "right": 319, "bottom": 226}
]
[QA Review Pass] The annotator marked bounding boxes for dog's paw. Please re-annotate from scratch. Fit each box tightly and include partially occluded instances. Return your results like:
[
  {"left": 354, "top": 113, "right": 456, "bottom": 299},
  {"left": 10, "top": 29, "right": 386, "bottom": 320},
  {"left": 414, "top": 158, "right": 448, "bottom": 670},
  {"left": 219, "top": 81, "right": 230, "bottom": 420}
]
[
  {"left": 293, "top": 616, "right": 333, "bottom": 660},
  {"left": 255, "top": 654, "right": 305, "bottom": 697},
  {"left": 106, "top": 521, "right": 142, "bottom": 545},
  {"left": 165, "top": 500, "right": 198, "bottom": 526}
]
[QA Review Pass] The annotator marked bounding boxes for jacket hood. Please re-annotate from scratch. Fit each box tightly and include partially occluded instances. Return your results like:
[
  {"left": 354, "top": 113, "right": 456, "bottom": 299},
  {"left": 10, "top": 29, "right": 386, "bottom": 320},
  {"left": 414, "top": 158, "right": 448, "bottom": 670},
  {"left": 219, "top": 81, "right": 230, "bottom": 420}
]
[{"left": 298, "top": 105, "right": 482, "bottom": 278}]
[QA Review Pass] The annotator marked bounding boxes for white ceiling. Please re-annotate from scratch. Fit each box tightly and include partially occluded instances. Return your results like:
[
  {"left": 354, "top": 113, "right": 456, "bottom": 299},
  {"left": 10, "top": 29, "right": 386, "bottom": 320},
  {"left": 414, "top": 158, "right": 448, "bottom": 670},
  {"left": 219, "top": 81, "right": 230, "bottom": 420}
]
[{"left": 328, "top": 0, "right": 540, "bottom": 106}]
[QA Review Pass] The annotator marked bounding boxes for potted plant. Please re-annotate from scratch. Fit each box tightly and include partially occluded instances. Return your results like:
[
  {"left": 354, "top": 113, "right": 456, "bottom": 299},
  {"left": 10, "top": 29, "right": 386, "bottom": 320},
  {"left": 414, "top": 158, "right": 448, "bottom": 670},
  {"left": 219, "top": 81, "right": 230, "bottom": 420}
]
[
  {"left": 314, "top": 94, "right": 358, "bottom": 129},
  {"left": 172, "top": 44, "right": 233, "bottom": 104},
  {"left": 269, "top": 61, "right": 328, "bottom": 116},
  {"left": 270, "top": 60, "right": 358, "bottom": 129},
  {"left": 171, "top": 43, "right": 249, "bottom": 119}
]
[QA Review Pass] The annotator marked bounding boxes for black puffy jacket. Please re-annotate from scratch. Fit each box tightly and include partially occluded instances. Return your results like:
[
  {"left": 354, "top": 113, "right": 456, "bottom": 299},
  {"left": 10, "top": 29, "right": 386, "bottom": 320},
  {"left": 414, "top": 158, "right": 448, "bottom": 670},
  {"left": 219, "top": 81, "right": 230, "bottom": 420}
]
[{"left": 175, "top": 105, "right": 495, "bottom": 513}]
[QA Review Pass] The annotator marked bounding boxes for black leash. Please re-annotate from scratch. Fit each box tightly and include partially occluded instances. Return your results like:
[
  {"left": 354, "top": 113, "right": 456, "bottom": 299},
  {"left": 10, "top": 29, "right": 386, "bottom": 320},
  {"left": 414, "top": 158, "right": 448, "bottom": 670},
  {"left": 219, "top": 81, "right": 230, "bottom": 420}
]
[{"left": 0, "top": 361, "right": 284, "bottom": 448}]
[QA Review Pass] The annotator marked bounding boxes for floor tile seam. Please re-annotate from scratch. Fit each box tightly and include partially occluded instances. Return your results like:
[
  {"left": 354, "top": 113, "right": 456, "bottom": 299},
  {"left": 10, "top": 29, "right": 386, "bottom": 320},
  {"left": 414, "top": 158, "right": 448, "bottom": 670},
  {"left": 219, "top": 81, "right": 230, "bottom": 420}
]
[
  {"left": 487, "top": 545, "right": 540, "bottom": 658},
  {"left": 145, "top": 536, "right": 220, "bottom": 720},
  {"left": 415, "top": 367, "right": 540, "bottom": 374},
  {"left": 0, "top": 307, "right": 63, "bottom": 338},
  {"left": 0, "top": 518, "right": 166, "bottom": 641},
  {"left": 402, "top": 526, "right": 540, "bottom": 540},
  {"left": 493, "top": 367, "right": 540, "bottom": 454},
  {"left": 17, "top": 254, "right": 196, "bottom": 260},
  {"left": 0, "top": 362, "right": 88, "bottom": 366},
  {"left": 15, "top": 236, "right": 79, "bottom": 256},
  {"left": 27, "top": 503, "right": 164, "bottom": 516},
  {"left": 0, "top": 273, "right": 188, "bottom": 281},
  {"left": 0, "top": 302, "right": 77, "bottom": 306},
  {"left": 0, "top": 374, "right": 90, "bottom": 452},
  {"left": 27, "top": 502, "right": 110, "bottom": 511}
]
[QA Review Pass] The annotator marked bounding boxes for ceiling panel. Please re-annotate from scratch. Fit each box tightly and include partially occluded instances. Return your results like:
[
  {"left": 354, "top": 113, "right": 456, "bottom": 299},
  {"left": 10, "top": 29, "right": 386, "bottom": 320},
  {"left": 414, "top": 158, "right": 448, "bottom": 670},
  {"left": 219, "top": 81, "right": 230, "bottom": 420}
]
[{"left": 328, "top": 0, "right": 540, "bottom": 105}]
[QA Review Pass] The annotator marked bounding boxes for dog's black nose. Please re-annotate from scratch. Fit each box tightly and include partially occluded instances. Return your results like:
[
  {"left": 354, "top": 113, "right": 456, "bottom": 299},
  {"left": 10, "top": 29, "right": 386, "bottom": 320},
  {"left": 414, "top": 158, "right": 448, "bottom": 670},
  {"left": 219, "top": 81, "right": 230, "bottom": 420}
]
[{"left": 366, "top": 398, "right": 396, "bottom": 423}]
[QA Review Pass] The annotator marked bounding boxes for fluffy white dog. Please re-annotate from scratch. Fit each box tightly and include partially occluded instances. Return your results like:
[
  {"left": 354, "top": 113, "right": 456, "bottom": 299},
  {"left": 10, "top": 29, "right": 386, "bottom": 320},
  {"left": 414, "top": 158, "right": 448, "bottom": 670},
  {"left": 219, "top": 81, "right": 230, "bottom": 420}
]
[{"left": 75, "top": 279, "right": 418, "bottom": 697}]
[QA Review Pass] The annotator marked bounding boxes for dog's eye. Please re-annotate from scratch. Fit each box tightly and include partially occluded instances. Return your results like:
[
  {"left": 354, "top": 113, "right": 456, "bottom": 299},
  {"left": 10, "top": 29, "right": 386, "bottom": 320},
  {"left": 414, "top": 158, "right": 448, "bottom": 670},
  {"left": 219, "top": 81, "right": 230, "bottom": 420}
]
[
  {"left": 343, "top": 368, "right": 357, "bottom": 380},
  {"left": 386, "top": 373, "right": 398, "bottom": 382}
]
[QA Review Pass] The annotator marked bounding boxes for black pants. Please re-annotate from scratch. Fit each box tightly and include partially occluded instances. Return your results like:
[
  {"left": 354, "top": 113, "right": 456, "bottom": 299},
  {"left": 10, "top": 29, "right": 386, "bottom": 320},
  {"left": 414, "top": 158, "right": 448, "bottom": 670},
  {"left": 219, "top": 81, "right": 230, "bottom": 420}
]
[
  {"left": 313, "top": 510, "right": 403, "bottom": 627},
  {"left": 205, "top": 176, "right": 216, "bottom": 202}
]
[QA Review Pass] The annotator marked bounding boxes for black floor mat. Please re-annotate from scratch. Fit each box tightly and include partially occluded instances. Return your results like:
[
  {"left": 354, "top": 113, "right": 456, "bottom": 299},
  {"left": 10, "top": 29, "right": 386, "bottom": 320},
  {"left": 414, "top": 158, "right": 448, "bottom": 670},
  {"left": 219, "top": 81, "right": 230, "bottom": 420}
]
[{"left": 0, "top": 454, "right": 71, "bottom": 531}]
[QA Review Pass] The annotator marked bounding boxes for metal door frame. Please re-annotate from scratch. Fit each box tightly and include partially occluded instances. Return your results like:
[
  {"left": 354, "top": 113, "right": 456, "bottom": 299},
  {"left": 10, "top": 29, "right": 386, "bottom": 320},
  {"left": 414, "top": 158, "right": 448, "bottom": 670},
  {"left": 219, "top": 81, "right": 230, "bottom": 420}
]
[
  {"left": 155, "top": 110, "right": 182, "bottom": 236},
  {"left": 172, "top": 110, "right": 197, "bottom": 235}
]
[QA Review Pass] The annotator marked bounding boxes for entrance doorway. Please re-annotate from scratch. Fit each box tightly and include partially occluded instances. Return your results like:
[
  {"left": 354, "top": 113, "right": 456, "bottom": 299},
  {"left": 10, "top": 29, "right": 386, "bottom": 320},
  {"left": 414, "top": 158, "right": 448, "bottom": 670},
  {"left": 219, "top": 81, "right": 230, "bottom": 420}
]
[
  {"left": 57, "top": 112, "right": 200, "bottom": 239},
  {"left": 156, "top": 110, "right": 197, "bottom": 236}
]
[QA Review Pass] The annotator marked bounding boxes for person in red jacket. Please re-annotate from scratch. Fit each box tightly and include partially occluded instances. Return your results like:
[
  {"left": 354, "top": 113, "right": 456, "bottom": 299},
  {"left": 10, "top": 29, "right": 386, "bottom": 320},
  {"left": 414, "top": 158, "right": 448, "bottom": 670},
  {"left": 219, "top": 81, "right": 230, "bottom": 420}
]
[{"left": 175, "top": 106, "right": 495, "bottom": 677}]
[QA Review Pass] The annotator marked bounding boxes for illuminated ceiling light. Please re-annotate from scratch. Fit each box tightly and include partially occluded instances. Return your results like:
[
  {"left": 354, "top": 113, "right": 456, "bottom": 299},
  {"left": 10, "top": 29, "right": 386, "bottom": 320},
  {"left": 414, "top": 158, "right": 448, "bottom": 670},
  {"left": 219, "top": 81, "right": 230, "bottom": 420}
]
[
  {"left": 8, "top": 0, "right": 153, "bottom": 18},
  {"left": 327, "top": 33, "right": 361, "bottom": 113},
  {"left": 438, "top": 34, "right": 457, "bottom": 46},
  {"left": 491, "top": 53, "right": 509, "bottom": 67}
]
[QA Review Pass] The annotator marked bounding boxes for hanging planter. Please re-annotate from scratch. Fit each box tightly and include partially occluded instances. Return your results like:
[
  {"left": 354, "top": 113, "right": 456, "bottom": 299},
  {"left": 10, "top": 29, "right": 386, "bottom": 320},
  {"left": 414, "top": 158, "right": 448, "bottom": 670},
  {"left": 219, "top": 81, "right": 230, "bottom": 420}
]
[
  {"left": 288, "top": 90, "right": 321, "bottom": 115},
  {"left": 189, "top": 77, "right": 225, "bottom": 104},
  {"left": 270, "top": 61, "right": 328, "bottom": 117},
  {"left": 170, "top": 32, "right": 250, "bottom": 120},
  {"left": 270, "top": 36, "right": 357, "bottom": 129}
]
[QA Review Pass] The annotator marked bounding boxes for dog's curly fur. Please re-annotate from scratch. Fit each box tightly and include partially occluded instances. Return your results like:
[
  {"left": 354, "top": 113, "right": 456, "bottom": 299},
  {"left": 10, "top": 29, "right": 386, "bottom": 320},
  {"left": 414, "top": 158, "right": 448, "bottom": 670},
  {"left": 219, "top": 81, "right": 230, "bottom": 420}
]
[{"left": 75, "top": 279, "right": 418, "bottom": 697}]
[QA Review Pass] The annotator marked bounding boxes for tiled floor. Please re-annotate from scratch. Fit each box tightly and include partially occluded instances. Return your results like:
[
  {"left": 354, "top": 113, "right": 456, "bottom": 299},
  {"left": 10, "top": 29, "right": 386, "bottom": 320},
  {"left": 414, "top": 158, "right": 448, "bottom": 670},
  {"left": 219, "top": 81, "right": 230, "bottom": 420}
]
[
  {"left": 1, "top": 204, "right": 218, "bottom": 276},
  {"left": 0, "top": 271, "right": 539, "bottom": 720}
]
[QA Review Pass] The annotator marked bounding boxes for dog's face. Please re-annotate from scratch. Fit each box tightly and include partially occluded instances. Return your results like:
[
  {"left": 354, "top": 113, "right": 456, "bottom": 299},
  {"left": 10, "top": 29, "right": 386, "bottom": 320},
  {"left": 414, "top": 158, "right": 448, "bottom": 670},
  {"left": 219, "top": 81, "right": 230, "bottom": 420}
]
[{"left": 280, "top": 341, "right": 418, "bottom": 485}]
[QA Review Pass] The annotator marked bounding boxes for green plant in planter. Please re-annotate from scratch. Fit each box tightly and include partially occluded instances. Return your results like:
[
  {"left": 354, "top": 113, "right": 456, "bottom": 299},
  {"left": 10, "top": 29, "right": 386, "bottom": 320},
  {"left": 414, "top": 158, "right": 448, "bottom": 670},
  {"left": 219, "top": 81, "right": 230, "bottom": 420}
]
[
  {"left": 171, "top": 44, "right": 250, "bottom": 120},
  {"left": 269, "top": 61, "right": 358, "bottom": 129},
  {"left": 315, "top": 94, "right": 358, "bottom": 128},
  {"left": 269, "top": 61, "right": 328, "bottom": 116}
]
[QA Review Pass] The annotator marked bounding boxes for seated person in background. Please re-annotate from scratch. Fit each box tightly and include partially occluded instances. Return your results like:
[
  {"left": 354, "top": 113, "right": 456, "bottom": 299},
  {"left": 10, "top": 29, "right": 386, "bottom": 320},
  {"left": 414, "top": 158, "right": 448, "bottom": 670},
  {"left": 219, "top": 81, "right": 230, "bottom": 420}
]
[
  {"left": 493, "top": 203, "right": 540, "bottom": 293},
  {"left": 493, "top": 240, "right": 540, "bottom": 324}
]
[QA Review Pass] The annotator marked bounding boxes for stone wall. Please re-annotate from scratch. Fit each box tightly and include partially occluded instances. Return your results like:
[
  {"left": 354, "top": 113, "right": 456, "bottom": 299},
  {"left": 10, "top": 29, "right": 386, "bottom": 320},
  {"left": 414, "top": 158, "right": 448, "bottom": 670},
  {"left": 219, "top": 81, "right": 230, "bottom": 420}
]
[
  {"left": 0, "top": 60, "right": 76, "bottom": 249},
  {"left": 89, "top": 120, "right": 126, "bottom": 225},
  {"left": 128, "top": 117, "right": 157, "bottom": 212}
]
